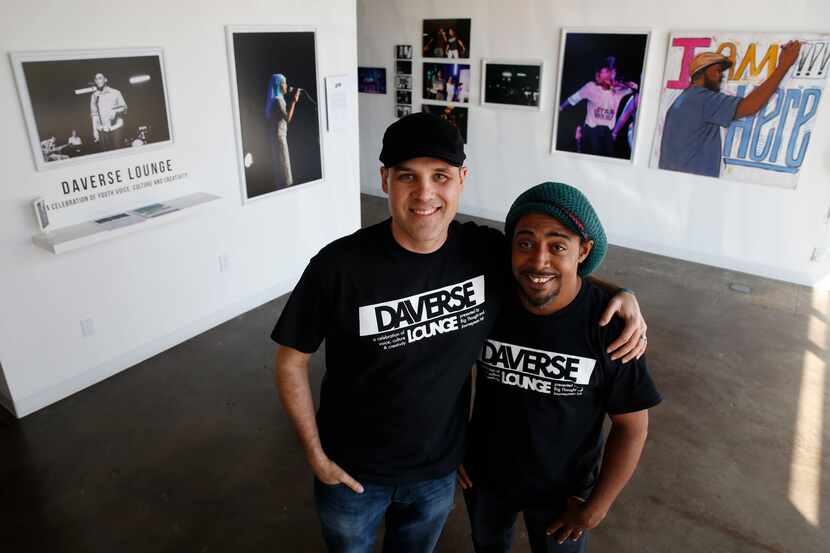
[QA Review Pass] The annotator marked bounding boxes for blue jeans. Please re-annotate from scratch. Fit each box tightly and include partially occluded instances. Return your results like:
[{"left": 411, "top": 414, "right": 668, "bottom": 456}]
[
  {"left": 464, "top": 485, "right": 588, "bottom": 553},
  {"left": 314, "top": 471, "right": 456, "bottom": 553}
]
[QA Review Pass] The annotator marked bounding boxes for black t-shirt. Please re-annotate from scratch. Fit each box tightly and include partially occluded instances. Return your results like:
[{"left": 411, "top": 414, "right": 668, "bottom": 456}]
[
  {"left": 272, "top": 219, "right": 506, "bottom": 484},
  {"left": 466, "top": 280, "right": 662, "bottom": 501}
]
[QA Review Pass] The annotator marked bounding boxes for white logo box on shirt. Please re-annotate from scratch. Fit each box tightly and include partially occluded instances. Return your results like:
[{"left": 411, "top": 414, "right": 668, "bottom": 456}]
[
  {"left": 358, "top": 275, "right": 486, "bottom": 336},
  {"left": 480, "top": 338, "right": 597, "bottom": 385}
]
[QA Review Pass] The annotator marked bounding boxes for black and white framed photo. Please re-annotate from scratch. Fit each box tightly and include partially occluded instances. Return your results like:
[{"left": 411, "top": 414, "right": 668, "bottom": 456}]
[
  {"left": 395, "top": 45, "right": 413, "bottom": 60},
  {"left": 481, "top": 59, "right": 544, "bottom": 110},
  {"left": 552, "top": 29, "right": 651, "bottom": 163},
  {"left": 357, "top": 67, "right": 387, "bottom": 94},
  {"left": 422, "top": 103, "right": 468, "bottom": 143},
  {"left": 423, "top": 63, "right": 471, "bottom": 103},
  {"left": 397, "top": 90, "right": 412, "bottom": 105},
  {"left": 395, "top": 75, "right": 412, "bottom": 90},
  {"left": 422, "top": 19, "right": 471, "bottom": 59},
  {"left": 396, "top": 60, "right": 412, "bottom": 75},
  {"left": 226, "top": 26, "right": 324, "bottom": 203},
  {"left": 10, "top": 48, "right": 173, "bottom": 172},
  {"left": 395, "top": 105, "right": 412, "bottom": 118}
]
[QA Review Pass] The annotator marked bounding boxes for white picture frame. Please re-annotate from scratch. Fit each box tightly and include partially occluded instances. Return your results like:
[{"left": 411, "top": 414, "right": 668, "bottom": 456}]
[
  {"left": 9, "top": 47, "right": 174, "bottom": 172},
  {"left": 225, "top": 25, "right": 326, "bottom": 205},
  {"left": 480, "top": 58, "right": 544, "bottom": 111},
  {"left": 551, "top": 28, "right": 652, "bottom": 165}
]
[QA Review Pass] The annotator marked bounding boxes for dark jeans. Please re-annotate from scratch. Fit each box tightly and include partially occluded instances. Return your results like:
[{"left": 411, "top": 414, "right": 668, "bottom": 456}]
[
  {"left": 314, "top": 471, "right": 456, "bottom": 553},
  {"left": 98, "top": 127, "right": 123, "bottom": 151},
  {"left": 464, "top": 485, "right": 588, "bottom": 553},
  {"left": 581, "top": 125, "right": 613, "bottom": 157}
]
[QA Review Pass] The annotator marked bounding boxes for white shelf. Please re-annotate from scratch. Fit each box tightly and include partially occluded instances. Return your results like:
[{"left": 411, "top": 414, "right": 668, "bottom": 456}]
[{"left": 32, "top": 192, "right": 222, "bottom": 254}]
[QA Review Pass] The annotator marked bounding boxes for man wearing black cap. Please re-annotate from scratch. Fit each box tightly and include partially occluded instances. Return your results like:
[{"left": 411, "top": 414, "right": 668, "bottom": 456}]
[
  {"left": 271, "top": 114, "right": 647, "bottom": 553},
  {"left": 458, "top": 182, "right": 662, "bottom": 553}
]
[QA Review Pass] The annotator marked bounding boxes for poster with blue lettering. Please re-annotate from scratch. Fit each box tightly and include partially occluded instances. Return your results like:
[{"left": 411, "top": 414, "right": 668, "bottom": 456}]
[{"left": 651, "top": 32, "right": 829, "bottom": 188}]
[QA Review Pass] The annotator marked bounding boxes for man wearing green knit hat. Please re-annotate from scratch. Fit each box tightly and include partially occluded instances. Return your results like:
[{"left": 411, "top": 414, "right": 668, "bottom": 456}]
[{"left": 458, "top": 182, "right": 662, "bottom": 553}]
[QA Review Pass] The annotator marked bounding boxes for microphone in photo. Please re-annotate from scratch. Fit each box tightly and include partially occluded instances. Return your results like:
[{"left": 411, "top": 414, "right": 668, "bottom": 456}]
[{"left": 288, "top": 86, "right": 318, "bottom": 108}]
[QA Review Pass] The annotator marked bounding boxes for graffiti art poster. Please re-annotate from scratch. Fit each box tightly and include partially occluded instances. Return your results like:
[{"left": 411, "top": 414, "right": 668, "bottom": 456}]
[{"left": 651, "top": 32, "right": 829, "bottom": 188}]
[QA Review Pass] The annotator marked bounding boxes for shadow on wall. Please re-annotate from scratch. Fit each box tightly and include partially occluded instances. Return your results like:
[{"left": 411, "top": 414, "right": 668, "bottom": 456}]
[{"left": 0, "top": 363, "right": 14, "bottom": 416}]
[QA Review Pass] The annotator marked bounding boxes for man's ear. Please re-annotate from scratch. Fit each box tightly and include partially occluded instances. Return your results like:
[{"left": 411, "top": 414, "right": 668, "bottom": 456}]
[
  {"left": 380, "top": 166, "right": 389, "bottom": 194},
  {"left": 578, "top": 240, "right": 594, "bottom": 264},
  {"left": 458, "top": 166, "right": 468, "bottom": 188}
]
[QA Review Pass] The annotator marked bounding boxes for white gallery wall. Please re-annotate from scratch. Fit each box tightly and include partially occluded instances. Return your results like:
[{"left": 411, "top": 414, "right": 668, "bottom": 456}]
[
  {"left": 357, "top": 0, "right": 830, "bottom": 287},
  {"left": 0, "top": 0, "right": 361, "bottom": 416}
]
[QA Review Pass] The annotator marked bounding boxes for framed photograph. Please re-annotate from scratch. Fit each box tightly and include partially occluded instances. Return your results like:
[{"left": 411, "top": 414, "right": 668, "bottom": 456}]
[
  {"left": 226, "top": 26, "right": 324, "bottom": 203},
  {"left": 395, "top": 74, "right": 412, "bottom": 91},
  {"left": 396, "top": 104, "right": 412, "bottom": 118},
  {"left": 396, "top": 45, "right": 413, "bottom": 60},
  {"left": 357, "top": 67, "right": 387, "bottom": 94},
  {"left": 422, "top": 19, "right": 471, "bottom": 59},
  {"left": 422, "top": 103, "right": 468, "bottom": 143},
  {"left": 651, "top": 32, "right": 829, "bottom": 189},
  {"left": 396, "top": 60, "right": 413, "bottom": 75},
  {"left": 552, "top": 29, "right": 651, "bottom": 163},
  {"left": 9, "top": 48, "right": 173, "bottom": 172},
  {"left": 481, "top": 59, "right": 543, "bottom": 110},
  {"left": 396, "top": 90, "right": 412, "bottom": 105},
  {"left": 423, "top": 63, "right": 471, "bottom": 103}
]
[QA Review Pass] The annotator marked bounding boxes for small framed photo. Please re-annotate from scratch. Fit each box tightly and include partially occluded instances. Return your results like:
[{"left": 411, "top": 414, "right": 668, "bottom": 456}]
[
  {"left": 552, "top": 28, "right": 651, "bottom": 163},
  {"left": 395, "top": 45, "right": 413, "bottom": 60},
  {"left": 226, "top": 26, "right": 325, "bottom": 203},
  {"left": 395, "top": 104, "right": 412, "bottom": 118},
  {"left": 481, "top": 59, "right": 543, "bottom": 110},
  {"left": 9, "top": 47, "right": 174, "bottom": 171},
  {"left": 396, "top": 90, "right": 412, "bottom": 105},
  {"left": 423, "top": 63, "right": 471, "bottom": 103},
  {"left": 395, "top": 74, "right": 412, "bottom": 90},
  {"left": 396, "top": 60, "right": 412, "bottom": 75},
  {"left": 358, "top": 67, "right": 387, "bottom": 94},
  {"left": 421, "top": 103, "right": 468, "bottom": 143},
  {"left": 423, "top": 19, "right": 471, "bottom": 59}
]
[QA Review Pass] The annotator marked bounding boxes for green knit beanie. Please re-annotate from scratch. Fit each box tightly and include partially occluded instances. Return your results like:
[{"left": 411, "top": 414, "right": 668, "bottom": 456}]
[{"left": 505, "top": 182, "right": 607, "bottom": 276}]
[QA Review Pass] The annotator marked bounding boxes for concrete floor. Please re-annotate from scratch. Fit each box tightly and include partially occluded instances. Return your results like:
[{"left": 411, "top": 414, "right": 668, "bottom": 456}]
[{"left": 1, "top": 194, "right": 828, "bottom": 552}]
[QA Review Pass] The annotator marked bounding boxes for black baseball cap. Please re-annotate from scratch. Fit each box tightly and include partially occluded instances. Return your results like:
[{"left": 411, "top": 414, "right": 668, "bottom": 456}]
[{"left": 379, "top": 112, "right": 466, "bottom": 167}]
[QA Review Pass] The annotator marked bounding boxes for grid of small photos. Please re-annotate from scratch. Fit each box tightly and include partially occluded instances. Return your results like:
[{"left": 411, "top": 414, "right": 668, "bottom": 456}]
[
  {"left": 394, "top": 45, "right": 413, "bottom": 118},
  {"left": 420, "top": 18, "right": 471, "bottom": 143}
]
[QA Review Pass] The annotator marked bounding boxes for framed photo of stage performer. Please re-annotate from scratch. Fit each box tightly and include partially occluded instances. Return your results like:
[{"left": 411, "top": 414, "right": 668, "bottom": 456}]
[
  {"left": 422, "top": 103, "right": 468, "bottom": 144},
  {"left": 10, "top": 47, "right": 174, "bottom": 172},
  {"left": 226, "top": 26, "right": 324, "bottom": 204},
  {"left": 422, "top": 62, "right": 472, "bottom": 103},
  {"left": 422, "top": 19, "right": 471, "bottom": 59},
  {"left": 481, "top": 59, "right": 544, "bottom": 110},
  {"left": 552, "top": 29, "right": 651, "bottom": 163}
]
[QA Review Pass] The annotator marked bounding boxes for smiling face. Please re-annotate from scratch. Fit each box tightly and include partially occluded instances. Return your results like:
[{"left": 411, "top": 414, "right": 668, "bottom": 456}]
[
  {"left": 511, "top": 213, "right": 593, "bottom": 315},
  {"left": 380, "top": 157, "right": 466, "bottom": 253}
]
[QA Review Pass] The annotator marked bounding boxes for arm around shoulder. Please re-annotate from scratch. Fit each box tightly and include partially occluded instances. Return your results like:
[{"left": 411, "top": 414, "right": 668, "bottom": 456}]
[{"left": 588, "top": 277, "right": 647, "bottom": 362}]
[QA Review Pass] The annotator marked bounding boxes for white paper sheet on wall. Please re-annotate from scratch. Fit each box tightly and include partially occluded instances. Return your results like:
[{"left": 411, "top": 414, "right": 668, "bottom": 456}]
[{"left": 325, "top": 74, "right": 351, "bottom": 132}]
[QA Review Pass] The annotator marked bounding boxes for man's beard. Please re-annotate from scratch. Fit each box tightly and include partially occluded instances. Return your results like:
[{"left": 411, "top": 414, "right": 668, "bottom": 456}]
[
  {"left": 518, "top": 280, "right": 561, "bottom": 308},
  {"left": 704, "top": 73, "right": 722, "bottom": 91}
]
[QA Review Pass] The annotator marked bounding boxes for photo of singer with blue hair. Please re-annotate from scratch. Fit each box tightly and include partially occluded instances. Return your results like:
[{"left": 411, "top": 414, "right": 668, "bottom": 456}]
[
  {"left": 265, "top": 73, "right": 299, "bottom": 188},
  {"left": 230, "top": 30, "right": 322, "bottom": 200}
]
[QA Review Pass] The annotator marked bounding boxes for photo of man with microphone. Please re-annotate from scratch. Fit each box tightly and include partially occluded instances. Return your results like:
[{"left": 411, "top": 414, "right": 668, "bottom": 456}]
[{"left": 230, "top": 30, "right": 323, "bottom": 201}]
